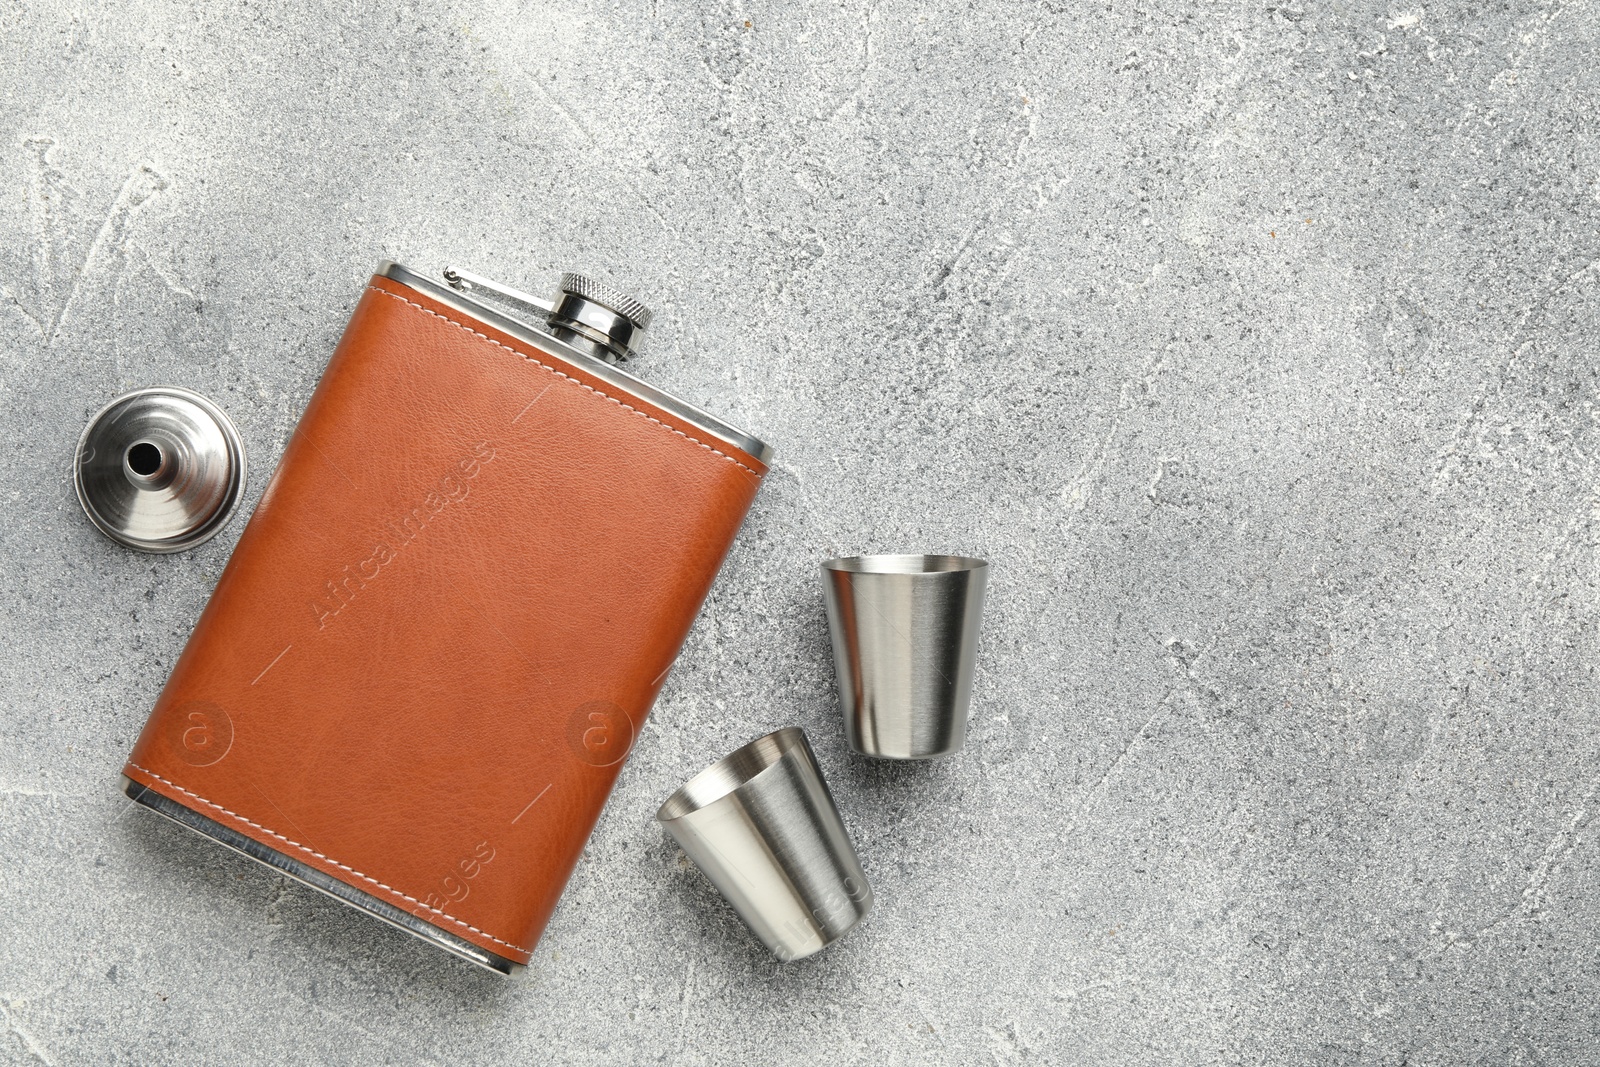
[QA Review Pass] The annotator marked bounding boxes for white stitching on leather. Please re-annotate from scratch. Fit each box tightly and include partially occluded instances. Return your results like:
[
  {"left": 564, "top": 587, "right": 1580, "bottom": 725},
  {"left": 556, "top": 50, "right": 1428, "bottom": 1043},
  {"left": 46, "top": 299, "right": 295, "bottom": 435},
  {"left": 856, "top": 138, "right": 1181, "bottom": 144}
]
[
  {"left": 368, "top": 285, "right": 764, "bottom": 479},
  {"left": 126, "top": 763, "right": 531, "bottom": 956}
]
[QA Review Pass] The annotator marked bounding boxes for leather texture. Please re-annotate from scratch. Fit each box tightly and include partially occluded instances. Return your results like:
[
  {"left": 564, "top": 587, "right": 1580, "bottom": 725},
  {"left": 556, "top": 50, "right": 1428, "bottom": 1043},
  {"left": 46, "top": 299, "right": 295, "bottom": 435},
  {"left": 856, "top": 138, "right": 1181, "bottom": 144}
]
[{"left": 122, "top": 273, "right": 767, "bottom": 964}]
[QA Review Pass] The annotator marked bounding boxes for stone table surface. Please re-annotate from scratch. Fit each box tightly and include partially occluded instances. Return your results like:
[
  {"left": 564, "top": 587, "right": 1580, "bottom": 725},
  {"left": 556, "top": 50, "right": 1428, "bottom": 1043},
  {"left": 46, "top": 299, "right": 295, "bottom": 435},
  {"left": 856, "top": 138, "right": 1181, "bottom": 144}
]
[{"left": 3, "top": 1, "right": 1598, "bottom": 1064}]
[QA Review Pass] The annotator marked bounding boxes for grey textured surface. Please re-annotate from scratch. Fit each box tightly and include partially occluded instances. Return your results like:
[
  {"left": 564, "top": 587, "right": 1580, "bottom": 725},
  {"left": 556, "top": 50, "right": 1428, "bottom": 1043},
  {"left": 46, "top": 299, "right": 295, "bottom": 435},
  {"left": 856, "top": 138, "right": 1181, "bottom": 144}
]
[{"left": 1, "top": 1, "right": 1597, "bottom": 1063}]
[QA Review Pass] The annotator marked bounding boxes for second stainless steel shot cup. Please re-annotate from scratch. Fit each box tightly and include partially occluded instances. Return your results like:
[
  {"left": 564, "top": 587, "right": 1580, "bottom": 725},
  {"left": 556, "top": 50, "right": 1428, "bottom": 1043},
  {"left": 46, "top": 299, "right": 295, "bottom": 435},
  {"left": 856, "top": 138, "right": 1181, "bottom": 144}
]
[
  {"left": 822, "top": 554, "right": 989, "bottom": 759},
  {"left": 657, "top": 727, "right": 872, "bottom": 960}
]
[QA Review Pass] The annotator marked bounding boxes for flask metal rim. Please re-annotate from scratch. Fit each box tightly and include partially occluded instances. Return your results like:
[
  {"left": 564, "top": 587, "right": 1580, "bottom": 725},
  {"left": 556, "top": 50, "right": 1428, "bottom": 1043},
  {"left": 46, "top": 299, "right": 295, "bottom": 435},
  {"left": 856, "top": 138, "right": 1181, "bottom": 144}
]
[{"left": 379, "top": 262, "right": 773, "bottom": 466}]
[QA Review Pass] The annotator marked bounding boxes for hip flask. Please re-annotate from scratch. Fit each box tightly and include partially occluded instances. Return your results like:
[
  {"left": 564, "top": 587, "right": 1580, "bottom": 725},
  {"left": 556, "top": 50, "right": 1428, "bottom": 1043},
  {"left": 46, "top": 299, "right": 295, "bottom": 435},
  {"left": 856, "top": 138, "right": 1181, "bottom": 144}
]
[{"left": 120, "top": 262, "right": 771, "bottom": 974}]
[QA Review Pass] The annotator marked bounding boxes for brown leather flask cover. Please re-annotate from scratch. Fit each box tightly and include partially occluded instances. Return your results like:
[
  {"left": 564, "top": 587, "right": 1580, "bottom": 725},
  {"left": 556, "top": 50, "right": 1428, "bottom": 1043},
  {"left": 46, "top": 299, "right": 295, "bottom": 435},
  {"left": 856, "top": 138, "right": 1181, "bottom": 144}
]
[{"left": 123, "top": 270, "right": 767, "bottom": 966}]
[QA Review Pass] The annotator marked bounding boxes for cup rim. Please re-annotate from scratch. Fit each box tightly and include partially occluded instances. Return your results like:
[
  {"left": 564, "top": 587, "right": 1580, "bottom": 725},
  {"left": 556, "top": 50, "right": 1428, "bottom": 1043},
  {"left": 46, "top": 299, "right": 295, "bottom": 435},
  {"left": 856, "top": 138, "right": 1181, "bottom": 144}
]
[
  {"left": 656, "top": 726, "right": 809, "bottom": 823},
  {"left": 821, "top": 554, "right": 987, "bottom": 575}
]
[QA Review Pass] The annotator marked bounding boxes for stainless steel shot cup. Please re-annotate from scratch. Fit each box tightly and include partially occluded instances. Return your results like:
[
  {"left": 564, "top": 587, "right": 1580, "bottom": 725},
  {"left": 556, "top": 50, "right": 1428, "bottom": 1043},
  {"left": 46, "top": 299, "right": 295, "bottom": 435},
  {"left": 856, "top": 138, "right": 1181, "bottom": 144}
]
[
  {"left": 657, "top": 728, "right": 872, "bottom": 960},
  {"left": 822, "top": 554, "right": 989, "bottom": 759}
]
